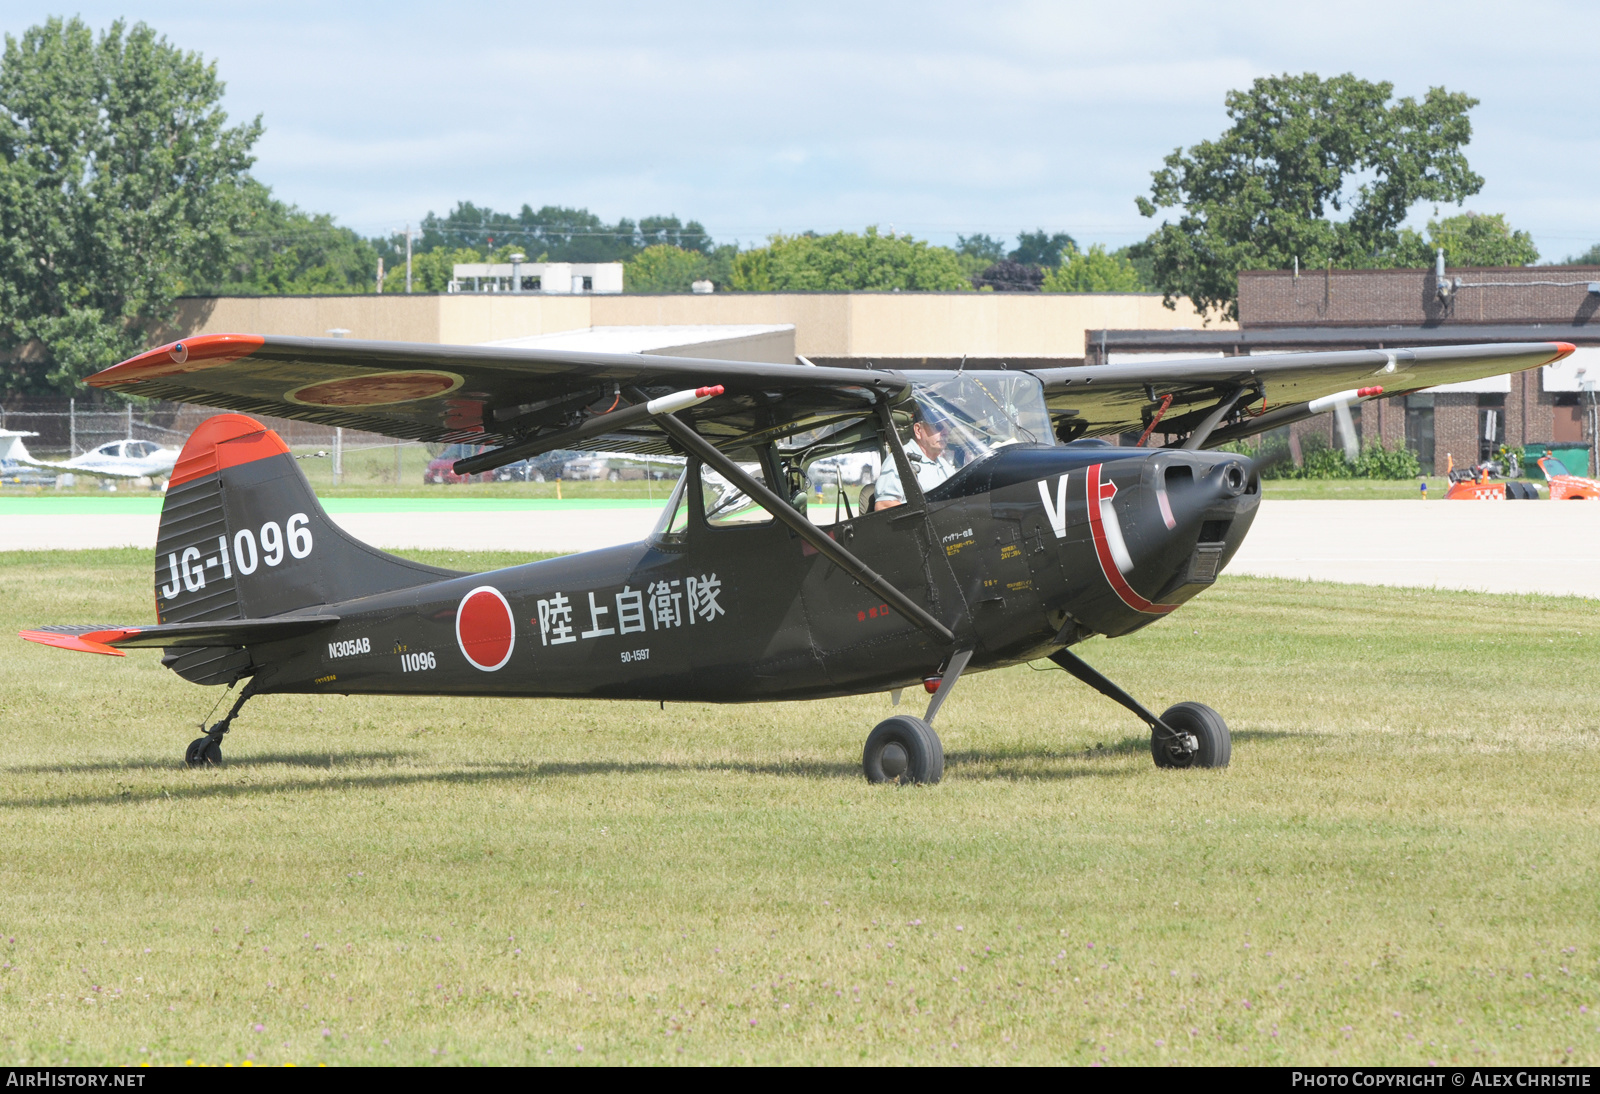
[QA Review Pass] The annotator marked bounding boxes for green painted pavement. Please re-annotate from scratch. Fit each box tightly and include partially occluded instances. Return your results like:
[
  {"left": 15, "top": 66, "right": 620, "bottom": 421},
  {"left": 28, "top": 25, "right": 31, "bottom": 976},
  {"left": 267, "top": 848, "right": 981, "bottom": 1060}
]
[{"left": 0, "top": 497, "right": 664, "bottom": 515}]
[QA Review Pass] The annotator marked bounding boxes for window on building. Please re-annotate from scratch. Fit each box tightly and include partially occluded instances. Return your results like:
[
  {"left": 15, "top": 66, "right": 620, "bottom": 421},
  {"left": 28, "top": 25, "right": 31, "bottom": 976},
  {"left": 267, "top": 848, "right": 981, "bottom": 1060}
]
[
  {"left": 1478, "top": 393, "right": 1506, "bottom": 460},
  {"left": 1405, "top": 394, "right": 1435, "bottom": 475}
]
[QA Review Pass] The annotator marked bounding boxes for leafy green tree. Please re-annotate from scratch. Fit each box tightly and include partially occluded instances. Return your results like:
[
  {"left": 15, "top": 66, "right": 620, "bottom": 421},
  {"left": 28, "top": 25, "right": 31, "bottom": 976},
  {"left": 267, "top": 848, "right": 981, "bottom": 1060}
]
[
  {"left": 1042, "top": 244, "right": 1147, "bottom": 292},
  {"left": 0, "top": 17, "right": 260, "bottom": 394},
  {"left": 419, "top": 203, "right": 712, "bottom": 263},
  {"left": 198, "top": 181, "right": 379, "bottom": 294},
  {"left": 954, "top": 233, "right": 1006, "bottom": 281},
  {"left": 973, "top": 259, "right": 1043, "bottom": 292},
  {"left": 1395, "top": 211, "right": 1538, "bottom": 267},
  {"left": 380, "top": 245, "right": 485, "bottom": 293},
  {"left": 1560, "top": 242, "right": 1600, "bottom": 265},
  {"left": 625, "top": 244, "right": 710, "bottom": 292},
  {"left": 957, "top": 233, "right": 1006, "bottom": 262},
  {"left": 729, "top": 246, "right": 774, "bottom": 292},
  {"left": 1135, "top": 72, "right": 1483, "bottom": 320},
  {"left": 1009, "top": 230, "right": 1077, "bottom": 268},
  {"left": 728, "top": 228, "right": 970, "bottom": 292}
]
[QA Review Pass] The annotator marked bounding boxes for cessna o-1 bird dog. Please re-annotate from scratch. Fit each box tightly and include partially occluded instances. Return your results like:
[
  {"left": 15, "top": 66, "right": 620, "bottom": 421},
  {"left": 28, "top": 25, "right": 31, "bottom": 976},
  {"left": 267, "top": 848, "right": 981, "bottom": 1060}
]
[{"left": 20, "top": 335, "right": 1574, "bottom": 781}]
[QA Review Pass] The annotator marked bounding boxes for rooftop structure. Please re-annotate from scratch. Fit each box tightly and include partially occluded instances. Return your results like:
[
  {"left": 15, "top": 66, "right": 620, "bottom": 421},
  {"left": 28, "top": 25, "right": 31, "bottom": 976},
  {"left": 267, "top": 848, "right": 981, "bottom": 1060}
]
[{"left": 450, "top": 257, "right": 623, "bottom": 295}]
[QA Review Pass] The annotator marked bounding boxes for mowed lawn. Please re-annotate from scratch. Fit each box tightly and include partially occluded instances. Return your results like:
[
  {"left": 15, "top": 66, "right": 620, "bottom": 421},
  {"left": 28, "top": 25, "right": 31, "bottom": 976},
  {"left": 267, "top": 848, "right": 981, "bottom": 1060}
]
[{"left": 0, "top": 549, "right": 1596, "bottom": 1066}]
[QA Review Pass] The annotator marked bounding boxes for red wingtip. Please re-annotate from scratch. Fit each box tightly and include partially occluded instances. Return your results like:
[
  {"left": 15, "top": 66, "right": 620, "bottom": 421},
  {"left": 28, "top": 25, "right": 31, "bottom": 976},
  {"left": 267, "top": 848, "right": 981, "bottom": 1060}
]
[
  {"left": 1357, "top": 386, "right": 1384, "bottom": 397},
  {"left": 1551, "top": 342, "right": 1577, "bottom": 362},
  {"left": 85, "top": 333, "right": 265, "bottom": 389},
  {"left": 695, "top": 385, "right": 726, "bottom": 398},
  {"left": 18, "top": 630, "right": 128, "bottom": 657}
]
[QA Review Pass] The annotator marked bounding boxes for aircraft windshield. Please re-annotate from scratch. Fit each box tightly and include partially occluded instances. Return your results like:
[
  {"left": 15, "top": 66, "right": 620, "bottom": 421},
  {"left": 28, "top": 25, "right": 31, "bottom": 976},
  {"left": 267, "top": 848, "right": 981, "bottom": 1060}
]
[{"left": 902, "top": 371, "right": 1051, "bottom": 466}]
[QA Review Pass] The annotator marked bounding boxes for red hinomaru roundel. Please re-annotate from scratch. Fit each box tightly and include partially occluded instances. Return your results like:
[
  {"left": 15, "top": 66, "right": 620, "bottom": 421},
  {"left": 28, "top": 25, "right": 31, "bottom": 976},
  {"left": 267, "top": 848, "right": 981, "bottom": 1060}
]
[{"left": 455, "top": 586, "right": 515, "bottom": 671}]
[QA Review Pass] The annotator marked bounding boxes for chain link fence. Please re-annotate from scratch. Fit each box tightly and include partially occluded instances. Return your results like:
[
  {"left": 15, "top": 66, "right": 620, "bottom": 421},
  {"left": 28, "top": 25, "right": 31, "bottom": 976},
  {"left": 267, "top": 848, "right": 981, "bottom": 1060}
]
[{"left": 0, "top": 396, "right": 682, "bottom": 490}]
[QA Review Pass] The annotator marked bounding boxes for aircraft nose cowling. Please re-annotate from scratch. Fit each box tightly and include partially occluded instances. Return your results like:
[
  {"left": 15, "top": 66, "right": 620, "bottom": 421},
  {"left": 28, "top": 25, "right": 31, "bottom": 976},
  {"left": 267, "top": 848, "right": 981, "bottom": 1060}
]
[
  {"left": 1060, "top": 448, "right": 1260, "bottom": 638},
  {"left": 1137, "top": 449, "right": 1259, "bottom": 603}
]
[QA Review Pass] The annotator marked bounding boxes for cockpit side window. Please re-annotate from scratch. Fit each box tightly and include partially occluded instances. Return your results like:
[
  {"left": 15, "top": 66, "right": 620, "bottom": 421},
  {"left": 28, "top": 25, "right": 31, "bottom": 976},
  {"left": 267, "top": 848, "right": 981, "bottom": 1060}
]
[
  {"left": 776, "top": 417, "right": 891, "bottom": 526},
  {"left": 701, "top": 456, "right": 773, "bottom": 527}
]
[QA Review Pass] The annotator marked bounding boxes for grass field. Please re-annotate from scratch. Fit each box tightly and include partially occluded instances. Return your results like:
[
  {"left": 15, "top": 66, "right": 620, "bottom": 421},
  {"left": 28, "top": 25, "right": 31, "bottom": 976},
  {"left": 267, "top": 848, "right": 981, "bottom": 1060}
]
[{"left": 0, "top": 550, "right": 1596, "bottom": 1066}]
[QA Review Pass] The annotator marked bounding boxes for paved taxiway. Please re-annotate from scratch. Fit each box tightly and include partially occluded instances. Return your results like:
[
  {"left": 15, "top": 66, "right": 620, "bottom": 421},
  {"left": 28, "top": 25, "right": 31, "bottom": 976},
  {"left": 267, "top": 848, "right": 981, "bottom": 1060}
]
[{"left": 3, "top": 499, "right": 1597, "bottom": 598}]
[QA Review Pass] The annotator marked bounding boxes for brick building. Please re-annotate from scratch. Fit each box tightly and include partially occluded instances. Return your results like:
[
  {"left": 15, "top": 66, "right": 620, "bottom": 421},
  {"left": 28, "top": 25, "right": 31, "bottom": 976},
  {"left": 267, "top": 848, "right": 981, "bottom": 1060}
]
[{"left": 1093, "top": 264, "right": 1600, "bottom": 472}]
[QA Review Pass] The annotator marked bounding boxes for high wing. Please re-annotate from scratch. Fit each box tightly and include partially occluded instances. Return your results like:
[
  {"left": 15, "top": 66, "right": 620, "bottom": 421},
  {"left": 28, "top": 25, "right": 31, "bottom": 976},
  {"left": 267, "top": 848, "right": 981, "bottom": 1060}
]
[
  {"left": 87, "top": 334, "right": 908, "bottom": 455},
  {"left": 87, "top": 335, "right": 1573, "bottom": 455},
  {"left": 1030, "top": 342, "right": 1575, "bottom": 445}
]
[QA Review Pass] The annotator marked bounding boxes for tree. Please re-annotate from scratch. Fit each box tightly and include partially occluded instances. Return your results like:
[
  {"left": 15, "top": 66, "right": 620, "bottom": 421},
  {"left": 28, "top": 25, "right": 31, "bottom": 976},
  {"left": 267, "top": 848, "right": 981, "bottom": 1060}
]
[
  {"left": 1135, "top": 72, "right": 1483, "bottom": 320},
  {"left": 956, "top": 233, "right": 1006, "bottom": 262},
  {"left": 972, "top": 259, "right": 1044, "bottom": 292},
  {"left": 1041, "top": 244, "right": 1146, "bottom": 292},
  {"left": 625, "top": 244, "right": 710, "bottom": 292},
  {"left": 1557, "top": 242, "right": 1600, "bottom": 266},
  {"left": 1394, "top": 211, "right": 1538, "bottom": 267},
  {"left": 0, "top": 17, "right": 260, "bottom": 394},
  {"left": 381, "top": 245, "right": 485, "bottom": 293},
  {"left": 418, "top": 202, "right": 713, "bottom": 264},
  {"left": 1009, "top": 230, "right": 1077, "bottom": 268},
  {"left": 196, "top": 180, "right": 378, "bottom": 295},
  {"left": 954, "top": 232, "right": 1006, "bottom": 281},
  {"left": 727, "top": 228, "right": 971, "bottom": 292}
]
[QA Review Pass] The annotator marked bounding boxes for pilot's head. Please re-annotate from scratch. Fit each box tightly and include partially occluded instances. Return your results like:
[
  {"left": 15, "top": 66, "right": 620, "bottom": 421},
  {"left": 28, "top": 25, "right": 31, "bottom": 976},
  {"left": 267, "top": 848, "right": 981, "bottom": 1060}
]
[{"left": 910, "top": 403, "right": 950, "bottom": 461}]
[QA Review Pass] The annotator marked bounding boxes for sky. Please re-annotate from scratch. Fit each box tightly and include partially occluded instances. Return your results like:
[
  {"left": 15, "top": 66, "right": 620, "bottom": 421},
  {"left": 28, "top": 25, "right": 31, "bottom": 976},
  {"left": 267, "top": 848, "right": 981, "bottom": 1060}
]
[{"left": 7, "top": 1, "right": 1598, "bottom": 259}]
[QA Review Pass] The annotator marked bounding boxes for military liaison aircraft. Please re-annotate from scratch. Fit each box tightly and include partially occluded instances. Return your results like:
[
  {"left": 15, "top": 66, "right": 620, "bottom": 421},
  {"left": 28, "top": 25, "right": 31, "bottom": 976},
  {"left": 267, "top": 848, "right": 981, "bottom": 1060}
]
[{"left": 19, "top": 334, "right": 1574, "bottom": 780}]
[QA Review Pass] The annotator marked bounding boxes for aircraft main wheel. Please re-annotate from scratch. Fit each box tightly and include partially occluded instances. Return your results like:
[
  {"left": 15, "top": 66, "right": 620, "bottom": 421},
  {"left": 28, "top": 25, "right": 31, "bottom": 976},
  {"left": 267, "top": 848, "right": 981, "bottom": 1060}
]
[
  {"left": 1151, "top": 702, "right": 1230, "bottom": 770},
  {"left": 185, "top": 737, "right": 221, "bottom": 768},
  {"left": 863, "top": 715, "right": 943, "bottom": 785}
]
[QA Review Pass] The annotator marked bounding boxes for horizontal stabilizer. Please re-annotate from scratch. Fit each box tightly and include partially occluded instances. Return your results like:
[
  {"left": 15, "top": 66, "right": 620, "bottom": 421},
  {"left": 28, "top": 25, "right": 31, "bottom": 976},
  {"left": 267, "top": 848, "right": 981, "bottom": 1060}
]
[{"left": 19, "top": 615, "right": 339, "bottom": 657}]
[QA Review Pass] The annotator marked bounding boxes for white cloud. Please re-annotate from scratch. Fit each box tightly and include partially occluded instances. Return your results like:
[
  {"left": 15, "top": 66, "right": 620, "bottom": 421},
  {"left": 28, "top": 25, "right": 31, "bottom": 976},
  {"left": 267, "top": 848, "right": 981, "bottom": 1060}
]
[{"left": 3, "top": 0, "right": 1595, "bottom": 255}]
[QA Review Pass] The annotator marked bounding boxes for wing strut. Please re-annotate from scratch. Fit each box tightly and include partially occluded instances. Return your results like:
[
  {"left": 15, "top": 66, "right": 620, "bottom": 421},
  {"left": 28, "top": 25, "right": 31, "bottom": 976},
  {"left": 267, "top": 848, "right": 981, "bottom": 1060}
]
[
  {"left": 1180, "top": 384, "right": 1259, "bottom": 450},
  {"left": 654, "top": 412, "right": 957, "bottom": 644}
]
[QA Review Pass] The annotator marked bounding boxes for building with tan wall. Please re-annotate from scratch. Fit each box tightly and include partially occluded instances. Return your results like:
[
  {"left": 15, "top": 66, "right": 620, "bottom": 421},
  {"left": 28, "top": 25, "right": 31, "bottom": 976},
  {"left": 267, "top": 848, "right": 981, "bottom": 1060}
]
[{"left": 169, "top": 291, "right": 1228, "bottom": 365}]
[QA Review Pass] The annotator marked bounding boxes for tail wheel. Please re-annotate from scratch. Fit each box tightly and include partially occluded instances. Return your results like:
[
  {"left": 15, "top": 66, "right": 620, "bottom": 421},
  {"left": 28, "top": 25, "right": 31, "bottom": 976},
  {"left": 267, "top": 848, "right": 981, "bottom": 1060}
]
[
  {"left": 1151, "top": 702, "right": 1230, "bottom": 769},
  {"left": 863, "top": 715, "right": 943, "bottom": 784}
]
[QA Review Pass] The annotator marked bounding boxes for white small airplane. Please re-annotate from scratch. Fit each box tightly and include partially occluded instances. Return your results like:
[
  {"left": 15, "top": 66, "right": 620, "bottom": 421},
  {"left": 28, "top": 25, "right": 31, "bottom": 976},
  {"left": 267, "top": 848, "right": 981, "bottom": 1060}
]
[{"left": 0, "top": 430, "right": 179, "bottom": 480}]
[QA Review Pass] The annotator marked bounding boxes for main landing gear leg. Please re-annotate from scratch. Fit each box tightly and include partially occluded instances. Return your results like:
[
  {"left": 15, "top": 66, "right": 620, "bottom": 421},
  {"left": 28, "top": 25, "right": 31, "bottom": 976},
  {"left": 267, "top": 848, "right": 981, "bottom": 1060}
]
[
  {"left": 862, "top": 649, "right": 972, "bottom": 785},
  {"left": 185, "top": 679, "right": 257, "bottom": 769},
  {"left": 1047, "top": 648, "right": 1231, "bottom": 769}
]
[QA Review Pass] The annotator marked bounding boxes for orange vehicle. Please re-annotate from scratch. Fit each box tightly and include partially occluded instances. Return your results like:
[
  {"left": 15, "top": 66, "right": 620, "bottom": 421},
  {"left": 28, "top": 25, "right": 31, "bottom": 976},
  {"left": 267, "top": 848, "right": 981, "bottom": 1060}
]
[
  {"left": 1444, "top": 451, "right": 1600, "bottom": 500},
  {"left": 1444, "top": 467, "right": 1541, "bottom": 500},
  {"left": 1535, "top": 452, "right": 1600, "bottom": 500}
]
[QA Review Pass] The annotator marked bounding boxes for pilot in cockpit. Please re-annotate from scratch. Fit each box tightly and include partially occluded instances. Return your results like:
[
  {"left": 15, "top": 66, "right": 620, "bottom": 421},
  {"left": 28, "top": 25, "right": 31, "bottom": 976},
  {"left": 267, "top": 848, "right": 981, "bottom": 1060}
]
[{"left": 874, "top": 403, "right": 956, "bottom": 510}]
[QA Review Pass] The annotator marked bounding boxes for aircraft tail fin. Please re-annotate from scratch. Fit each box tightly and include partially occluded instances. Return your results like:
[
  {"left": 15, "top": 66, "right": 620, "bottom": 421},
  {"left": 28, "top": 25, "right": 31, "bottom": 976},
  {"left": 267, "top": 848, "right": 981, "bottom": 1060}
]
[
  {"left": 153, "top": 415, "right": 458, "bottom": 680},
  {"left": 0, "top": 430, "right": 41, "bottom": 464}
]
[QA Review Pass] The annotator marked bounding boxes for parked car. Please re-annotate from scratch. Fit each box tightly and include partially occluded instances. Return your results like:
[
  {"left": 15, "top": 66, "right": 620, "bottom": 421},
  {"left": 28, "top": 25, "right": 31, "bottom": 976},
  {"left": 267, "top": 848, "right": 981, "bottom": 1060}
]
[
  {"left": 424, "top": 444, "right": 497, "bottom": 484},
  {"left": 808, "top": 451, "right": 880, "bottom": 491},
  {"left": 561, "top": 455, "right": 668, "bottom": 482},
  {"left": 495, "top": 449, "right": 580, "bottom": 482}
]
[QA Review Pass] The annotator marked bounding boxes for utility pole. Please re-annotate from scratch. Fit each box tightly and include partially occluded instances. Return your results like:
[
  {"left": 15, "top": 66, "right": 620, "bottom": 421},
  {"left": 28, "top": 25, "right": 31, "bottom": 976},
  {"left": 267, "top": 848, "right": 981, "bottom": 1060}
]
[
  {"left": 405, "top": 225, "right": 413, "bottom": 293},
  {"left": 376, "top": 257, "right": 385, "bottom": 294}
]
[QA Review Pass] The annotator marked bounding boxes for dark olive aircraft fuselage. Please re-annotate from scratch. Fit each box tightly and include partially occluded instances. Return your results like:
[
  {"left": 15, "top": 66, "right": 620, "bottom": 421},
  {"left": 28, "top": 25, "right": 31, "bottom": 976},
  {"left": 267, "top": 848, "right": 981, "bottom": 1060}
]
[{"left": 223, "top": 444, "right": 1257, "bottom": 704}]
